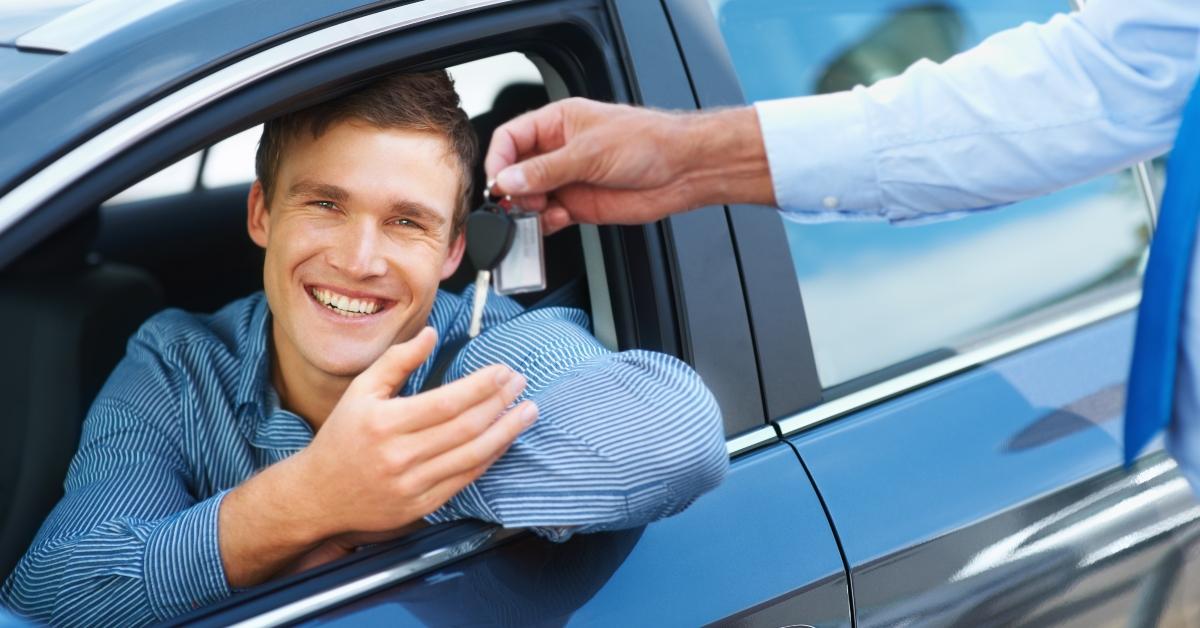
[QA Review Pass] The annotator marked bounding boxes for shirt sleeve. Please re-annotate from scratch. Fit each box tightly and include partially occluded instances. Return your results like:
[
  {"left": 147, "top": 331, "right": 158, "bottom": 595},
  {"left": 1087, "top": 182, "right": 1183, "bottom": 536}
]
[
  {"left": 425, "top": 306, "right": 729, "bottom": 541},
  {"left": 0, "top": 331, "right": 232, "bottom": 626},
  {"left": 757, "top": 0, "right": 1200, "bottom": 223}
]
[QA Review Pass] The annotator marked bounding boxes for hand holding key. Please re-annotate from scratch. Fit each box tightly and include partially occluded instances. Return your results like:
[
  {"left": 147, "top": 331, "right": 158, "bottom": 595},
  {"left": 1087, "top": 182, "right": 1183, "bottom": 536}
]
[
  {"left": 485, "top": 98, "right": 775, "bottom": 234},
  {"left": 465, "top": 185, "right": 547, "bottom": 337}
]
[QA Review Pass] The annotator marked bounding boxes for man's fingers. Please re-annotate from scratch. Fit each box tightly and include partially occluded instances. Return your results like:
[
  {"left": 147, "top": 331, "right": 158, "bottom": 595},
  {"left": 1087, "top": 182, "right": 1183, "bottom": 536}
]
[
  {"left": 484, "top": 104, "right": 566, "bottom": 182},
  {"left": 414, "top": 448, "right": 508, "bottom": 518},
  {"left": 415, "top": 400, "right": 537, "bottom": 482},
  {"left": 540, "top": 207, "right": 574, "bottom": 235},
  {"left": 389, "top": 365, "right": 523, "bottom": 432},
  {"left": 351, "top": 327, "right": 438, "bottom": 398},
  {"left": 512, "top": 193, "right": 548, "bottom": 212},
  {"left": 495, "top": 145, "right": 589, "bottom": 197},
  {"left": 406, "top": 373, "right": 528, "bottom": 460}
]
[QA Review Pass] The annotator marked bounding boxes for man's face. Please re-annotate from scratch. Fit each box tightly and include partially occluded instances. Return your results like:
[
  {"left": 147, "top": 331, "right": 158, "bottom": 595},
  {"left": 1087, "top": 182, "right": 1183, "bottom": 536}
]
[{"left": 247, "top": 119, "right": 465, "bottom": 380}]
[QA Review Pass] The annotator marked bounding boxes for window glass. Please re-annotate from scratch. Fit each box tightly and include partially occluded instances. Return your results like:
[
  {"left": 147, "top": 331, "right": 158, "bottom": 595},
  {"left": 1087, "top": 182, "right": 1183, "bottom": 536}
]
[
  {"left": 104, "top": 151, "right": 201, "bottom": 204},
  {"left": 710, "top": 0, "right": 1152, "bottom": 387},
  {"left": 201, "top": 124, "right": 261, "bottom": 188}
]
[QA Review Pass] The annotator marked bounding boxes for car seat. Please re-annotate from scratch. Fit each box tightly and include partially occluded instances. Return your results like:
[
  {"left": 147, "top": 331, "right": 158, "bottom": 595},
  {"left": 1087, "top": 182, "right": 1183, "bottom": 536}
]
[{"left": 0, "top": 212, "right": 164, "bottom": 579}]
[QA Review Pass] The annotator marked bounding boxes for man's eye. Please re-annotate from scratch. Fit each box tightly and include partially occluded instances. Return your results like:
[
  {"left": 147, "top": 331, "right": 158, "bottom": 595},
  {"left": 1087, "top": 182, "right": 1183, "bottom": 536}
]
[
  {"left": 312, "top": 200, "right": 339, "bottom": 211},
  {"left": 391, "top": 218, "right": 424, "bottom": 230}
]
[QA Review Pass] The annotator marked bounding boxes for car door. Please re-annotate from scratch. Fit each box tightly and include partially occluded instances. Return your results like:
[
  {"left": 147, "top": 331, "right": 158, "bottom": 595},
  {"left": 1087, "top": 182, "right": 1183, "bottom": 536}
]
[
  {"left": 0, "top": 1, "right": 851, "bottom": 626},
  {"left": 667, "top": 0, "right": 1200, "bottom": 625}
]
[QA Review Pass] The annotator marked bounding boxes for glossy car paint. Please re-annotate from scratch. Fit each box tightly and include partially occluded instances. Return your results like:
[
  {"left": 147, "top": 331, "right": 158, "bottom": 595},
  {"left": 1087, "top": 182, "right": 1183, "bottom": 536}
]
[
  {"left": 304, "top": 444, "right": 850, "bottom": 626},
  {"left": 791, "top": 310, "right": 1200, "bottom": 626}
]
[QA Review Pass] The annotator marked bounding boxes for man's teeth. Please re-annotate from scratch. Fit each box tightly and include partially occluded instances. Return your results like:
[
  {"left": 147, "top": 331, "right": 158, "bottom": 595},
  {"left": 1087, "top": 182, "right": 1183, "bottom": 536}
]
[{"left": 311, "top": 288, "right": 382, "bottom": 315}]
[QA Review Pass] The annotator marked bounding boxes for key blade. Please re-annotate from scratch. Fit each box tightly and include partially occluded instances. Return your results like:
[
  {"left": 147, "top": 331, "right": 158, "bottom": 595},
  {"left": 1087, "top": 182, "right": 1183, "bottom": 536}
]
[{"left": 469, "top": 270, "right": 490, "bottom": 338}]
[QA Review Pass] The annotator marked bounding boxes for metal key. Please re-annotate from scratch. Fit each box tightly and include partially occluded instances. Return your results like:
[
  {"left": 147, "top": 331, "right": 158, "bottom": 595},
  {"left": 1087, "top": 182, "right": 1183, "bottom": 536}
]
[{"left": 465, "top": 184, "right": 516, "bottom": 337}]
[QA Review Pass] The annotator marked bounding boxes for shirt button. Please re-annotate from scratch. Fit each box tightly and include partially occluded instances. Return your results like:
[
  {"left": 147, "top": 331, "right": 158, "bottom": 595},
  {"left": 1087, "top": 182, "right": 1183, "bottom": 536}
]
[{"left": 822, "top": 196, "right": 839, "bottom": 209}]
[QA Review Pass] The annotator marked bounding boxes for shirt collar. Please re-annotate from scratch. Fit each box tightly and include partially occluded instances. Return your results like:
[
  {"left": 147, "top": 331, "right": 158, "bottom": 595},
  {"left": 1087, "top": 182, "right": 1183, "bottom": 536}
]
[
  {"left": 231, "top": 294, "right": 312, "bottom": 451},
  {"left": 234, "top": 293, "right": 273, "bottom": 413}
]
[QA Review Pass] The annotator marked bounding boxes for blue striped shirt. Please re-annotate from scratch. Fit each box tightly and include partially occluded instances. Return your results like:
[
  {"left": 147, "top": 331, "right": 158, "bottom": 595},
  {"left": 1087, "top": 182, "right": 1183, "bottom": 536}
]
[{"left": 0, "top": 288, "right": 727, "bottom": 626}]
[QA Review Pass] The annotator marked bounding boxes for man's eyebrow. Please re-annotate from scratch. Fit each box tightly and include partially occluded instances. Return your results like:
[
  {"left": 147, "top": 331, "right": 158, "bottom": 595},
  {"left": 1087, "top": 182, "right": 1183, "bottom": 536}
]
[
  {"left": 390, "top": 200, "right": 447, "bottom": 227},
  {"left": 286, "top": 181, "right": 350, "bottom": 202}
]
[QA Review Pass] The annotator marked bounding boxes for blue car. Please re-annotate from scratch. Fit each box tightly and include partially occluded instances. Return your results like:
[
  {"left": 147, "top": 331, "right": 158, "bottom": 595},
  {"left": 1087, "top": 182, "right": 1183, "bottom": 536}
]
[{"left": 0, "top": 0, "right": 1197, "bottom": 625}]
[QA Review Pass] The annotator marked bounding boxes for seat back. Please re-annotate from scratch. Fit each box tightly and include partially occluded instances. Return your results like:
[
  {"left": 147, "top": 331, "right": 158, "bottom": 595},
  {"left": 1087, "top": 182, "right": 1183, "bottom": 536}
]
[{"left": 0, "top": 214, "right": 163, "bottom": 579}]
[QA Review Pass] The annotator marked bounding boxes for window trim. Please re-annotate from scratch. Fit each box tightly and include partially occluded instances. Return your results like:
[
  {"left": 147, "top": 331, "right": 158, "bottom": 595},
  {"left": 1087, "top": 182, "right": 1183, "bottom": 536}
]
[
  {"left": 660, "top": 0, "right": 823, "bottom": 420},
  {"left": 608, "top": 0, "right": 769, "bottom": 434},
  {"left": 776, "top": 290, "right": 1139, "bottom": 438}
]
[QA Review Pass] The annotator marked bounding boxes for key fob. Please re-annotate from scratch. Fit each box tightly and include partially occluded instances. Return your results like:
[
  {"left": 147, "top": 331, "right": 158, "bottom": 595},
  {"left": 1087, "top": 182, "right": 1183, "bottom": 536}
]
[{"left": 466, "top": 202, "right": 515, "bottom": 271}]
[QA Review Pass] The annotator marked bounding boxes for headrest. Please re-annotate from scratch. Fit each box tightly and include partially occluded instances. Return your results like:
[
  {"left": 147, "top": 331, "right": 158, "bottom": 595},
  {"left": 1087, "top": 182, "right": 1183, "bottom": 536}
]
[{"left": 4, "top": 211, "right": 100, "bottom": 276}]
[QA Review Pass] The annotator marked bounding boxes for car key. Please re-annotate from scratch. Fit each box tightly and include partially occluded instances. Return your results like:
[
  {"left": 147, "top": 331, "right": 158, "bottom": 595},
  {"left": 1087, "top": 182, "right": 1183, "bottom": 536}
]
[{"left": 465, "top": 185, "right": 516, "bottom": 337}]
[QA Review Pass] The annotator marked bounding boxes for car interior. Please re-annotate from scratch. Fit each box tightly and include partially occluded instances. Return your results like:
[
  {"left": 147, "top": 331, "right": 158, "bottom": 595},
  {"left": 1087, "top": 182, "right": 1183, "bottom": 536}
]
[{"left": 0, "top": 55, "right": 597, "bottom": 579}]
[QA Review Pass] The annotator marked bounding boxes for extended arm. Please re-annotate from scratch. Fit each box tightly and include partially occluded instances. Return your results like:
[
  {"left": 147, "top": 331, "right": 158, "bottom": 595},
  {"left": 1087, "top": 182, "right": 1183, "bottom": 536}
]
[{"left": 485, "top": 0, "right": 1200, "bottom": 228}]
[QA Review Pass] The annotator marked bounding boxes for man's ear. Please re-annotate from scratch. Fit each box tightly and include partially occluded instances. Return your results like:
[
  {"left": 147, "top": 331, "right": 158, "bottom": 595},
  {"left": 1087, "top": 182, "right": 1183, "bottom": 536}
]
[
  {"left": 441, "top": 232, "right": 466, "bottom": 280},
  {"left": 247, "top": 180, "right": 270, "bottom": 249}
]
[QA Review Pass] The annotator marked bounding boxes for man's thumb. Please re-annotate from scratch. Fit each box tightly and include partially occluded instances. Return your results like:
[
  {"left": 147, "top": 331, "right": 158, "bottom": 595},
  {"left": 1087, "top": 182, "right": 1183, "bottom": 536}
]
[
  {"left": 496, "top": 145, "right": 586, "bottom": 196},
  {"left": 353, "top": 327, "right": 438, "bottom": 397}
]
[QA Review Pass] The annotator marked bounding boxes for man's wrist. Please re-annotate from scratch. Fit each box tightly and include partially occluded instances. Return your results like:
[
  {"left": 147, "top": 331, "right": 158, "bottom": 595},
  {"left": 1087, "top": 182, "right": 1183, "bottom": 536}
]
[
  {"left": 218, "top": 455, "right": 337, "bottom": 588},
  {"left": 257, "top": 453, "right": 340, "bottom": 544},
  {"left": 679, "top": 107, "right": 776, "bottom": 209}
]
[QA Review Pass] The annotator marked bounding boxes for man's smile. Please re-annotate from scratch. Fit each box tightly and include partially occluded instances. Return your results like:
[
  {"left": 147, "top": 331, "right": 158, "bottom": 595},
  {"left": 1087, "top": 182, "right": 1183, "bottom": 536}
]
[{"left": 307, "top": 285, "right": 395, "bottom": 318}]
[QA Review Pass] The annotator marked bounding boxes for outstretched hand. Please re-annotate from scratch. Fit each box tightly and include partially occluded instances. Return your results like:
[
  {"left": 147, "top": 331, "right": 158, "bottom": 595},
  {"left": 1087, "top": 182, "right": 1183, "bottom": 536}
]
[{"left": 485, "top": 98, "right": 775, "bottom": 234}]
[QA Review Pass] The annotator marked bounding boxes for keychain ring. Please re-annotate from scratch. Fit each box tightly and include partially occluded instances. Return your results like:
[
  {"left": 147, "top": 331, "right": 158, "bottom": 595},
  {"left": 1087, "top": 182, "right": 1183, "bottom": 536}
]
[{"left": 484, "top": 179, "right": 512, "bottom": 204}]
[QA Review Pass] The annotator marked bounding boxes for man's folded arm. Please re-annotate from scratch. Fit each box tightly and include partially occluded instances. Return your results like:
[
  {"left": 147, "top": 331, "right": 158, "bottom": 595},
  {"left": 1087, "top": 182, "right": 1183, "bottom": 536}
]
[
  {"left": 426, "top": 307, "right": 729, "bottom": 541},
  {"left": 0, "top": 336, "right": 231, "bottom": 626}
]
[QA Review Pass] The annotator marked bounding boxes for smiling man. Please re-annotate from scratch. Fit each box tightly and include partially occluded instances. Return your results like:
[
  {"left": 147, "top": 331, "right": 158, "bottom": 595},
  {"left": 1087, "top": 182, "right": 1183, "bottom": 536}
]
[{"left": 0, "top": 72, "right": 727, "bottom": 627}]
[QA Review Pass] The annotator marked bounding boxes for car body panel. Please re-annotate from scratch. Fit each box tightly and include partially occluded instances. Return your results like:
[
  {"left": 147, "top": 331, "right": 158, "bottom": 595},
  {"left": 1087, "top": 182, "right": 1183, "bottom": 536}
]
[
  {"left": 299, "top": 444, "right": 850, "bottom": 626},
  {"left": 0, "top": 1, "right": 88, "bottom": 45},
  {"left": 791, "top": 311, "right": 1200, "bottom": 625}
]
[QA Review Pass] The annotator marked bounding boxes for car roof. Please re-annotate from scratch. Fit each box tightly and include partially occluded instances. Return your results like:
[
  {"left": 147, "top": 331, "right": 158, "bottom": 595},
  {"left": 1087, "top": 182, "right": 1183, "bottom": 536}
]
[
  {"left": 0, "top": 0, "right": 400, "bottom": 197},
  {"left": 0, "top": 0, "right": 90, "bottom": 46}
]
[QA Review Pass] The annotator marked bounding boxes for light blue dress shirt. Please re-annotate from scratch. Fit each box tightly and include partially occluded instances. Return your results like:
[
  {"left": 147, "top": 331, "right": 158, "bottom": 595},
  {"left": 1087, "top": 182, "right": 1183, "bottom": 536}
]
[
  {"left": 0, "top": 288, "right": 727, "bottom": 627},
  {"left": 755, "top": 0, "right": 1200, "bottom": 489}
]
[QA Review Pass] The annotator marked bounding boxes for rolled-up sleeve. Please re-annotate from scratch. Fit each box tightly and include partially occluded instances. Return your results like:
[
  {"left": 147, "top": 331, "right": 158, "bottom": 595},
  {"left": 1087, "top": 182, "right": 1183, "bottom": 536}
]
[
  {"left": 0, "top": 336, "right": 232, "bottom": 627},
  {"left": 425, "top": 307, "right": 728, "bottom": 541}
]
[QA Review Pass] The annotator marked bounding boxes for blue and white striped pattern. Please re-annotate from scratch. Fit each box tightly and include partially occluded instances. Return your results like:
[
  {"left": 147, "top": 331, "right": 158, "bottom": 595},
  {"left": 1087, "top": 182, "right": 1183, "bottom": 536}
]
[{"left": 0, "top": 287, "right": 728, "bottom": 626}]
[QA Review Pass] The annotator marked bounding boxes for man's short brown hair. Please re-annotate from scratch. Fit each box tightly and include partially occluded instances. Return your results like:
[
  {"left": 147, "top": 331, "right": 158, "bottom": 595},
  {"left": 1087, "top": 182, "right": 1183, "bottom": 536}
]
[{"left": 255, "top": 70, "right": 478, "bottom": 237}]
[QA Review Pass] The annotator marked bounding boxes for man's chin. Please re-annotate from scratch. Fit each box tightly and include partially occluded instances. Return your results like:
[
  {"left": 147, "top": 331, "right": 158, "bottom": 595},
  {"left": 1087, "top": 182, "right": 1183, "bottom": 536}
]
[{"left": 307, "top": 349, "right": 386, "bottom": 380}]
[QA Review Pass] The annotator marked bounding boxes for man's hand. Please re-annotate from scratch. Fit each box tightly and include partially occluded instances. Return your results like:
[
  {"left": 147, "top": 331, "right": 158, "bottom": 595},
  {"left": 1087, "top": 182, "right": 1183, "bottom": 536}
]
[
  {"left": 218, "top": 327, "right": 536, "bottom": 588},
  {"left": 485, "top": 98, "right": 776, "bottom": 234},
  {"left": 293, "top": 327, "right": 536, "bottom": 534}
]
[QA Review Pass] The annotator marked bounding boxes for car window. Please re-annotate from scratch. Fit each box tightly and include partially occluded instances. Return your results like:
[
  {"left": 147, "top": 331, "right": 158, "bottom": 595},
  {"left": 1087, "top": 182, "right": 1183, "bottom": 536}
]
[
  {"left": 107, "top": 52, "right": 542, "bottom": 204},
  {"left": 104, "top": 150, "right": 202, "bottom": 204},
  {"left": 709, "top": 0, "right": 1153, "bottom": 388}
]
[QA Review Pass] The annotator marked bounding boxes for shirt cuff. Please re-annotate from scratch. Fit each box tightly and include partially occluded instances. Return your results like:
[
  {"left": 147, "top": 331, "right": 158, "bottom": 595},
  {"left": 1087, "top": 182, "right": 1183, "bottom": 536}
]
[
  {"left": 754, "top": 90, "right": 882, "bottom": 218},
  {"left": 143, "top": 490, "right": 233, "bottom": 621}
]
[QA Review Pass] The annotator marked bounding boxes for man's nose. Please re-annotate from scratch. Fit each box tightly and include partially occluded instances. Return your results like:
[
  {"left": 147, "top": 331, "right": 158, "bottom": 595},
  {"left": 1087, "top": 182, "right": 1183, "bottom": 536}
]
[{"left": 329, "top": 218, "right": 388, "bottom": 278}]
